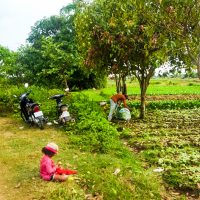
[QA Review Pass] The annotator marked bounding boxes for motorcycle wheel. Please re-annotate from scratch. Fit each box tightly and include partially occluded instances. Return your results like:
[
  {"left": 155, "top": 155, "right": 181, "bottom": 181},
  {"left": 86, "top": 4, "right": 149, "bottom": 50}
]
[
  {"left": 37, "top": 118, "right": 44, "bottom": 130},
  {"left": 20, "top": 111, "right": 27, "bottom": 122}
]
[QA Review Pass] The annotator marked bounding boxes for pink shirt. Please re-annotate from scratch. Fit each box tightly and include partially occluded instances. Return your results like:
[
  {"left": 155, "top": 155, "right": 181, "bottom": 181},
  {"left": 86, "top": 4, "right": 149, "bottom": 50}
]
[{"left": 40, "top": 155, "right": 56, "bottom": 181}]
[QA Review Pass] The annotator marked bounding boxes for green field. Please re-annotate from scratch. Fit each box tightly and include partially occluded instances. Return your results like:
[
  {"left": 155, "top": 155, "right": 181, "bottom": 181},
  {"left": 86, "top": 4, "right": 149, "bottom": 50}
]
[
  {"left": 80, "top": 78, "right": 200, "bottom": 102},
  {"left": 0, "top": 78, "right": 200, "bottom": 200}
]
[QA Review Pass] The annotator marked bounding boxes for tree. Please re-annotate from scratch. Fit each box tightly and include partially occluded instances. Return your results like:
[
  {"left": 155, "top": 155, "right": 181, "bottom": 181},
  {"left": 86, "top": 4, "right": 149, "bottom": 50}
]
[
  {"left": 158, "top": 0, "right": 200, "bottom": 79},
  {"left": 40, "top": 37, "right": 74, "bottom": 89},
  {"left": 17, "top": 2, "right": 105, "bottom": 89},
  {"left": 75, "top": 0, "right": 170, "bottom": 118},
  {"left": 0, "top": 45, "right": 14, "bottom": 76},
  {"left": 75, "top": 0, "right": 132, "bottom": 94},
  {"left": 24, "top": 14, "right": 76, "bottom": 88},
  {"left": 0, "top": 45, "right": 24, "bottom": 85}
]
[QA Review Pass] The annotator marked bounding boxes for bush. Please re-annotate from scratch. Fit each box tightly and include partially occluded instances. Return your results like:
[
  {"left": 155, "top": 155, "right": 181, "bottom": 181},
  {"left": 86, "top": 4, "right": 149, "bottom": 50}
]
[{"left": 67, "top": 94, "right": 119, "bottom": 153}]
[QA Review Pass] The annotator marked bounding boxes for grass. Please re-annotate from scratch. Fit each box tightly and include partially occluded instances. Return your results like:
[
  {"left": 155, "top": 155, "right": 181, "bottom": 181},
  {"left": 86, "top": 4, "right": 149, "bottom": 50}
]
[
  {"left": 0, "top": 115, "right": 166, "bottom": 200},
  {"left": 0, "top": 117, "right": 85, "bottom": 200}
]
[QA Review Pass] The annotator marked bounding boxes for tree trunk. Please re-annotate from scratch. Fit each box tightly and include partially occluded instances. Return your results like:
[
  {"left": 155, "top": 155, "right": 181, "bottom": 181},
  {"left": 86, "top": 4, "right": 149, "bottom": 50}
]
[
  {"left": 140, "top": 81, "right": 146, "bottom": 119},
  {"left": 122, "top": 76, "right": 127, "bottom": 95},
  {"left": 136, "top": 67, "right": 154, "bottom": 119},
  {"left": 197, "top": 63, "right": 200, "bottom": 79},
  {"left": 63, "top": 75, "right": 69, "bottom": 90},
  {"left": 186, "top": 43, "right": 200, "bottom": 79},
  {"left": 115, "top": 74, "right": 122, "bottom": 93}
]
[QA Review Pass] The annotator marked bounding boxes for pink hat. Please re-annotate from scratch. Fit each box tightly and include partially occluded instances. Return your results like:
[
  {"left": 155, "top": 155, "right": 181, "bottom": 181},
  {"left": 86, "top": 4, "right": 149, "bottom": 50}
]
[{"left": 45, "top": 142, "right": 58, "bottom": 153}]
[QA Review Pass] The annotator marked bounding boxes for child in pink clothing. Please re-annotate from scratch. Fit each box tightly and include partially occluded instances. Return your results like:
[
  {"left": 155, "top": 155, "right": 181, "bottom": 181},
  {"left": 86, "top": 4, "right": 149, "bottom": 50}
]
[{"left": 40, "top": 142, "right": 77, "bottom": 181}]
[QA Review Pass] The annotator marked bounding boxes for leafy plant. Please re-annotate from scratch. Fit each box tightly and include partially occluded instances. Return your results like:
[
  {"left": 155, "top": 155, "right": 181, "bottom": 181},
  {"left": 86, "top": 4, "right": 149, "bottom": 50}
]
[{"left": 67, "top": 94, "right": 119, "bottom": 153}]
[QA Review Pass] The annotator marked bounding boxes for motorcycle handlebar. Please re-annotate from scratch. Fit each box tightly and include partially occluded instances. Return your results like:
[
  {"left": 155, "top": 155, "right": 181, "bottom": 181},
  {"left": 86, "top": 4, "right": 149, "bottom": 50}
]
[
  {"left": 26, "top": 89, "right": 32, "bottom": 96},
  {"left": 19, "top": 89, "right": 32, "bottom": 100}
]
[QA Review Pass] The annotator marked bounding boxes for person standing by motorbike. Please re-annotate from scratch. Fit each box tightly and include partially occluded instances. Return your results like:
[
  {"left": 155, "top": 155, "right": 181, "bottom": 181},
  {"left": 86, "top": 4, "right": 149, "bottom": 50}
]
[{"left": 108, "top": 93, "right": 129, "bottom": 121}]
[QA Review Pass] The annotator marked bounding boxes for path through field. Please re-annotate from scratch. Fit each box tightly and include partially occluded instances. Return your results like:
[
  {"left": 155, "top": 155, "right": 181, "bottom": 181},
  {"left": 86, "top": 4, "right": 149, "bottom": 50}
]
[
  {"left": 0, "top": 117, "right": 77, "bottom": 200},
  {"left": 0, "top": 118, "right": 17, "bottom": 200}
]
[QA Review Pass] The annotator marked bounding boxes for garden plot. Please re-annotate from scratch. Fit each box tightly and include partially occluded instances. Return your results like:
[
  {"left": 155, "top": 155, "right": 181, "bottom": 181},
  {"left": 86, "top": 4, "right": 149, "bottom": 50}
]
[{"left": 120, "top": 109, "right": 200, "bottom": 198}]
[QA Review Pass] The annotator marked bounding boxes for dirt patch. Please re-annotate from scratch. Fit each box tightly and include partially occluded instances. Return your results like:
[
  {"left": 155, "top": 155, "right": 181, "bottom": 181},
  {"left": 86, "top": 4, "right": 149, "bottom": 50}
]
[
  {"left": 0, "top": 117, "right": 21, "bottom": 137},
  {"left": 0, "top": 117, "right": 14, "bottom": 125},
  {"left": 0, "top": 118, "right": 13, "bottom": 199},
  {"left": 2, "top": 131, "right": 16, "bottom": 138}
]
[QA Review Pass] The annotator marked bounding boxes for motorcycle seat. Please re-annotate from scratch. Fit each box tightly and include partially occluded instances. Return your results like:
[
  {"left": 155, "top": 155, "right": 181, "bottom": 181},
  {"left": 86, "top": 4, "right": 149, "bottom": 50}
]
[{"left": 28, "top": 103, "right": 39, "bottom": 108}]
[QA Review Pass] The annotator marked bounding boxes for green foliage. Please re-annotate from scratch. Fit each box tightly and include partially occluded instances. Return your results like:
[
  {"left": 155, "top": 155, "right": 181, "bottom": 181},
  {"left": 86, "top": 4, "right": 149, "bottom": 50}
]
[
  {"left": 48, "top": 186, "right": 85, "bottom": 200},
  {"left": 0, "top": 82, "right": 67, "bottom": 120},
  {"left": 18, "top": 11, "right": 77, "bottom": 88},
  {"left": 129, "top": 100, "right": 200, "bottom": 110},
  {"left": 14, "top": 3, "right": 106, "bottom": 90},
  {"left": 0, "top": 84, "right": 24, "bottom": 113},
  {"left": 0, "top": 85, "right": 166, "bottom": 199},
  {"left": 68, "top": 94, "right": 119, "bottom": 153},
  {"left": 159, "top": 0, "right": 200, "bottom": 78},
  {"left": 0, "top": 45, "right": 23, "bottom": 85},
  {"left": 1, "top": 82, "right": 199, "bottom": 198},
  {"left": 148, "top": 100, "right": 200, "bottom": 109},
  {"left": 163, "top": 168, "right": 200, "bottom": 193},
  {"left": 75, "top": 0, "right": 174, "bottom": 118},
  {"left": 126, "top": 108, "right": 200, "bottom": 194}
]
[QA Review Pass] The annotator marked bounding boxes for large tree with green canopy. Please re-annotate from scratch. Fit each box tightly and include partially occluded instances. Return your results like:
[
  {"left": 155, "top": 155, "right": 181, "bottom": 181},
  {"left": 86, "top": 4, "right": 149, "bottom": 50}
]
[
  {"left": 156, "top": 0, "right": 200, "bottom": 79},
  {"left": 17, "top": 2, "right": 106, "bottom": 89},
  {"left": 19, "top": 11, "right": 76, "bottom": 88},
  {"left": 75, "top": 0, "right": 171, "bottom": 118}
]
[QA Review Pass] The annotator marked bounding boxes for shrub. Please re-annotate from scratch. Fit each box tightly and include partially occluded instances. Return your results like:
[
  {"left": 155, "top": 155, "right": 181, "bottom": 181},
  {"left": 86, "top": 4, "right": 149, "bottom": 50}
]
[{"left": 67, "top": 94, "right": 119, "bottom": 153}]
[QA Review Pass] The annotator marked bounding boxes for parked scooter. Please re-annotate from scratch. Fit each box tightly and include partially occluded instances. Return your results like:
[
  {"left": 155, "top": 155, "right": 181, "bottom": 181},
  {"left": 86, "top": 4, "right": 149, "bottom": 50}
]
[
  {"left": 49, "top": 94, "right": 72, "bottom": 125},
  {"left": 17, "top": 89, "right": 47, "bottom": 129}
]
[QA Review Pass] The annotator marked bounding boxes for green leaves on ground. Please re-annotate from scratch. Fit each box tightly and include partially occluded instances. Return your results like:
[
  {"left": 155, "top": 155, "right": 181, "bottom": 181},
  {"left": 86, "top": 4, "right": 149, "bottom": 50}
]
[{"left": 67, "top": 93, "right": 119, "bottom": 153}]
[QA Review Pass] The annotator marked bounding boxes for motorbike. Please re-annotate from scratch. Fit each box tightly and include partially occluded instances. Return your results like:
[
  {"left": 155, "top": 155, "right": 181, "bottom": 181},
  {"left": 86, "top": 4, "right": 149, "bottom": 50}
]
[
  {"left": 49, "top": 94, "right": 72, "bottom": 125},
  {"left": 17, "top": 90, "right": 46, "bottom": 129}
]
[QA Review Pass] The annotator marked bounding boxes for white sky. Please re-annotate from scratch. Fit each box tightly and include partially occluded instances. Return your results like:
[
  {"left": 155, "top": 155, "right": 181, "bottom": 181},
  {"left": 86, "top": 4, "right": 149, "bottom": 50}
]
[{"left": 0, "top": 0, "right": 72, "bottom": 51}]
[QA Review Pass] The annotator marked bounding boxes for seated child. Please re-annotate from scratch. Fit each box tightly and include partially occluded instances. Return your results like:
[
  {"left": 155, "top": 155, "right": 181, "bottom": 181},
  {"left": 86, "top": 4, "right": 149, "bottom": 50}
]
[{"left": 40, "top": 142, "right": 77, "bottom": 181}]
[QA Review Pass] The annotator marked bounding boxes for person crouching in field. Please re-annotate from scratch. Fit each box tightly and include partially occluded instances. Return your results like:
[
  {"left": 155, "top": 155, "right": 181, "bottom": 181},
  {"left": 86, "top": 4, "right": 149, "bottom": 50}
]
[
  {"left": 40, "top": 142, "right": 77, "bottom": 182},
  {"left": 108, "top": 93, "right": 129, "bottom": 121}
]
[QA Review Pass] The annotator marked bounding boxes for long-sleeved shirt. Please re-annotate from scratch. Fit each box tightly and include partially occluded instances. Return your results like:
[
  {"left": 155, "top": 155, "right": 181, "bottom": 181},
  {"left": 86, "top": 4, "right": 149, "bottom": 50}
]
[
  {"left": 40, "top": 155, "right": 56, "bottom": 181},
  {"left": 111, "top": 94, "right": 127, "bottom": 108}
]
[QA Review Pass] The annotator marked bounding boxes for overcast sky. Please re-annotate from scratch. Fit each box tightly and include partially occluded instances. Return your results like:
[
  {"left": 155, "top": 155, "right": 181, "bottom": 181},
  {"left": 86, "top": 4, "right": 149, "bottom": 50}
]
[{"left": 0, "top": 0, "right": 72, "bottom": 51}]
